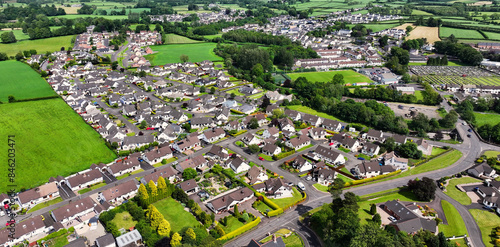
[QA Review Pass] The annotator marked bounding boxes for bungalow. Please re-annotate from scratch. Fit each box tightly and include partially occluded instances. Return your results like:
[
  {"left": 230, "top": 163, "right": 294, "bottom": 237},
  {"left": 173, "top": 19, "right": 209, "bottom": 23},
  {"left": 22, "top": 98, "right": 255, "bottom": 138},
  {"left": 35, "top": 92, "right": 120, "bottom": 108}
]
[
  {"left": 170, "top": 110, "right": 189, "bottom": 123},
  {"left": 261, "top": 178, "right": 293, "bottom": 199},
  {"left": 278, "top": 118, "right": 295, "bottom": 132},
  {"left": 265, "top": 105, "right": 280, "bottom": 115},
  {"left": 50, "top": 197, "right": 97, "bottom": 225},
  {"left": 242, "top": 133, "right": 261, "bottom": 146},
  {"left": 392, "top": 134, "right": 407, "bottom": 145},
  {"left": 121, "top": 135, "right": 155, "bottom": 151},
  {"left": 340, "top": 138, "right": 360, "bottom": 152},
  {"left": 313, "top": 146, "right": 345, "bottom": 165},
  {"left": 141, "top": 166, "right": 180, "bottom": 184},
  {"left": 416, "top": 139, "right": 432, "bottom": 156},
  {"left": 309, "top": 127, "right": 326, "bottom": 140},
  {"left": 382, "top": 200, "right": 437, "bottom": 234},
  {"left": 468, "top": 163, "right": 496, "bottom": 178},
  {"left": 202, "top": 127, "right": 226, "bottom": 143},
  {"left": 238, "top": 104, "right": 257, "bottom": 115},
  {"left": 361, "top": 142, "right": 380, "bottom": 156},
  {"left": 364, "top": 129, "right": 384, "bottom": 142},
  {"left": 17, "top": 182, "right": 60, "bottom": 209},
  {"left": 205, "top": 145, "right": 230, "bottom": 161},
  {"left": 285, "top": 110, "right": 301, "bottom": 121},
  {"left": 224, "top": 120, "right": 244, "bottom": 132},
  {"left": 95, "top": 234, "right": 117, "bottom": 247},
  {"left": 143, "top": 146, "right": 173, "bottom": 165},
  {"left": 176, "top": 179, "right": 199, "bottom": 194},
  {"left": 285, "top": 135, "right": 311, "bottom": 151},
  {"left": 228, "top": 157, "right": 251, "bottom": 174},
  {"left": 246, "top": 166, "right": 268, "bottom": 184},
  {"left": 172, "top": 136, "right": 201, "bottom": 152},
  {"left": 239, "top": 86, "right": 259, "bottom": 95},
  {"left": 97, "top": 180, "right": 137, "bottom": 204},
  {"left": 243, "top": 114, "right": 268, "bottom": 127},
  {"left": 0, "top": 216, "right": 50, "bottom": 247},
  {"left": 66, "top": 169, "right": 104, "bottom": 191},
  {"left": 108, "top": 94, "right": 122, "bottom": 106},
  {"left": 315, "top": 169, "right": 337, "bottom": 186},
  {"left": 206, "top": 187, "right": 254, "bottom": 214},
  {"left": 123, "top": 105, "right": 137, "bottom": 117},
  {"left": 355, "top": 161, "right": 396, "bottom": 178},
  {"left": 214, "top": 108, "right": 230, "bottom": 124},
  {"left": 384, "top": 151, "right": 408, "bottom": 170},
  {"left": 176, "top": 154, "right": 208, "bottom": 173},
  {"left": 105, "top": 158, "right": 141, "bottom": 177},
  {"left": 301, "top": 114, "right": 323, "bottom": 127},
  {"left": 290, "top": 155, "right": 313, "bottom": 173},
  {"left": 262, "top": 127, "right": 280, "bottom": 139},
  {"left": 262, "top": 143, "right": 281, "bottom": 156}
]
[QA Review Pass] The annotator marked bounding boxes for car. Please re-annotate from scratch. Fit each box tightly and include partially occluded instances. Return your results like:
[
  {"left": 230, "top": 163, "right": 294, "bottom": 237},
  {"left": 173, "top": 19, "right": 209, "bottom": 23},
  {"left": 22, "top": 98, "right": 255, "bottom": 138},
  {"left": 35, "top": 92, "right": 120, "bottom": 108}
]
[
  {"left": 398, "top": 105, "right": 404, "bottom": 109},
  {"left": 306, "top": 176, "right": 312, "bottom": 181},
  {"left": 287, "top": 182, "right": 294, "bottom": 186},
  {"left": 467, "top": 134, "right": 471, "bottom": 138},
  {"left": 388, "top": 216, "right": 397, "bottom": 222},
  {"left": 259, "top": 157, "right": 264, "bottom": 161},
  {"left": 484, "top": 205, "right": 492, "bottom": 210},
  {"left": 0, "top": 211, "right": 4, "bottom": 217},
  {"left": 468, "top": 129, "right": 472, "bottom": 132},
  {"left": 357, "top": 157, "right": 365, "bottom": 160},
  {"left": 297, "top": 182, "right": 306, "bottom": 191}
]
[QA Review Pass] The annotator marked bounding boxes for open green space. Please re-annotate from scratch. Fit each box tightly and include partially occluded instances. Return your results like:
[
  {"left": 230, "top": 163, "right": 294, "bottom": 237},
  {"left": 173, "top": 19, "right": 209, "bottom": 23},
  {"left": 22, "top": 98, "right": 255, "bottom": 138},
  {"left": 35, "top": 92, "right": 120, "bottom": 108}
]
[
  {"left": 358, "top": 190, "right": 425, "bottom": 224},
  {"left": 470, "top": 209, "right": 500, "bottom": 247},
  {"left": 483, "top": 31, "right": 500, "bottom": 40},
  {"left": 111, "top": 211, "right": 137, "bottom": 230},
  {"left": 411, "top": 10, "right": 433, "bottom": 15},
  {"left": 219, "top": 215, "right": 245, "bottom": 233},
  {"left": 163, "top": 34, "right": 203, "bottom": 44},
  {"left": 431, "top": 147, "right": 448, "bottom": 156},
  {"left": 0, "top": 29, "right": 30, "bottom": 41},
  {"left": 439, "top": 27, "right": 484, "bottom": 39},
  {"left": 347, "top": 23, "right": 401, "bottom": 32},
  {"left": 203, "top": 33, "right": 223, "bottom": 39},
  {"left": 146, "top": 42, "right": 221, "bottom": 65},
  {"left": 0, "top": 98, "right": 117, "bottom": 193},
  {"left": 286, "top": 105, "right": 343, "bottom": 122},
  {"left": 260, "top": 229, "right": 303, "bottom": 247},
  {"left": 474, "top": 112, "right": 500, "bottom": 127},
  {"left": 0, "top": 61, "right": 57, "bottom": 102},
  {"left": 27, "top": 197, "right": 63, "bottom": 213},
  {"left": 269, "top": 188, "right": 303, "bottom": 208},
  {"left": 78, "top": 182, "right": 107, "bottom": 194},
  {"left": 485, "top": 150, "right": 500, "bottom": 158},
  {"left": 48, "top": 14, "right": 128, "bottom": 20},
  {"left": 153, "top": 197, "right": 201, "bottom": 232},
  {"left": 444, "top": 177, "right": 481, "bottom": 205},
  {"left": 313, "top": 183, "right": 329, "bottom": 192},
  {"left": 439, "top": 200, "right": 468, "bottom": 237},
  {"left": 0, "top": 35, "right": 74, "bottom": 57},
  {"left": 287, "top": 70, "right": 373, "bottom": 84}
]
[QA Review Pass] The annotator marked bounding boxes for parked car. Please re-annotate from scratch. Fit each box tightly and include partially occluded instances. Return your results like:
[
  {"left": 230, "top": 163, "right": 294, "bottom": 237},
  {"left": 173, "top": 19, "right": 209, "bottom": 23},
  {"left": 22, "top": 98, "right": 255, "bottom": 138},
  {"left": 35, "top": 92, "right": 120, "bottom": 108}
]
[
  {"left": 467, "top": 134, "right": 471, "bottom": 138},
  {"left": 468, "top": 129, "right": 472, "bottom": 132},
  {"left": 259, "top": 157, "right": 264, "bottom": 161},
  {"left": 398, "top": 105, "right": 404, "bottom": 109},
  {"left": 388, "top": 216, "right": 397, "bottom": 222},
  {"left": 297, "top": 182, "right": 306, "bottom": 191},
  {"left": 0, "top": 210, "right": 4, "bottom": 217}
]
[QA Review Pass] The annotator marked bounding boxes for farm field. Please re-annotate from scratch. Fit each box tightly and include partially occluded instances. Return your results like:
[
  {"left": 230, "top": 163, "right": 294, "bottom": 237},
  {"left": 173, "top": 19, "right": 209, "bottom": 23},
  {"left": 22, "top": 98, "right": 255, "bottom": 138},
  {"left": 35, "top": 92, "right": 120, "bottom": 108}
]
[
  {"left": 153, "top": 197, "right": 201, "bottom": 232},
  {"left": 287, "top": 70, "right": 373, "bottom": 84},
  {"left": 163, "top": 34, "right": 202, "bottom": 44},
  {"left": 286, "top": 105, "right": 344, "bottom": 122},
  {"left": 470, "top": 209, "right": 500, "bottom": 247},
  {"left": 203, "top": 33, "right": 223, "bottom": 39},
  {"left": 474, "top": 112, "right": 500, "bottom": 127},
  {"left": 146, "top": 43, "right": 221, "bottom": 65},
  {"left": 347, "top": 23, "right": 400, "bottom": 32},
  {"left": 0, "top": 98, "right": 116, "bottom": 194},
  {"left": 0, "top": 35, "right": 73, "bottom": 57},
  {"left": 439, "top": 27, "right": 484, "bottom": 39},
  {"left": 411, "top": 10, "right": 433, "bottom": 15},
  {"left": 0, "top": 61, "right": 57, "bottom": 102},
  {"left": 0, "top": 29, "right": 30, "bottom": 41},
  {"left": 408, "top": 26, "right": 441, "bottom": 44},
  {"left": 48, "top": 14, "right": 128, "bottom": 20},
  {"left": 483, "top": 31, "right": 500, "bottom": 40}
]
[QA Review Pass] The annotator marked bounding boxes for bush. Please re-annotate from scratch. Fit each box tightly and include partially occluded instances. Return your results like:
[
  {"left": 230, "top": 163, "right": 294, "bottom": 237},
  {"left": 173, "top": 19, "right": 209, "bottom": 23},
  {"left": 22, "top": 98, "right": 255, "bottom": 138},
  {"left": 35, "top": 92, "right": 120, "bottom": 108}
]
[
  {"left": 217, "top": 217, "right": 261, "bottom": 241},
  {"left": 273, "top": 150, "right": 295, "bottom": 160}
]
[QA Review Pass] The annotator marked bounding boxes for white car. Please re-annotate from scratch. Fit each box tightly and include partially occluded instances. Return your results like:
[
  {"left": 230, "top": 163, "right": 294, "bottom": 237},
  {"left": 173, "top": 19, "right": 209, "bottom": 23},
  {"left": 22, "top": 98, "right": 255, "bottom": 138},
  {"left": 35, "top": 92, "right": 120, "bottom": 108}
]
[
  {"left": 297, "top": 182, "right": 306, "bottom": 191},
  {"left": 0, "top": 211, "right": 4, "bottom": 217}
]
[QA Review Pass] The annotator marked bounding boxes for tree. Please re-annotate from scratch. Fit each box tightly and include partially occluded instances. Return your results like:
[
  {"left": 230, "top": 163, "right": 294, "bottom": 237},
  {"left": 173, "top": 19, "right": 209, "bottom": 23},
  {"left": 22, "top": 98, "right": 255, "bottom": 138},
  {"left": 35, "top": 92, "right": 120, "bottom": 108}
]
[
  {"left": 7, "top": 95, "right": 15, "bottom": 103},
  {"left": 147, "top": 204, "right": 164, "bottom": 229},
  {"left": 249, "top": 118, "right": 259, "bottom": 129},
  {"left": 379, "top": 35, "right": 389, "bottom": 47},
  {"left": 0, "top": 52, "right": 8, "bottom": 61},
  {"left": 248, "top": 144, "right": 260, "bottom": 154},
  {"left": 180, "top": 54, "right": 189, "bottom": 63},
  {"left": 1, "top": 31, "right": 16, "bottom": 43},
  {"left": 234, "top": 204, "right": 240, "bottom": 217},
  {"left": 15, "top": 52, "right": 23, "bottom": 61},
  {"left": 111, "top": 61, "right": 118, "bottom": 70},
  {"left": 138, "top": 183, "right": 149, "bottom": 202},
  {"left": 215, "top": 224, "right": 225, "bottom": 237},
  {"left": 251, "top": 63, "right": 264, "bottom": 77},
  {"left": 372, "top": 213, "right": 381, "bottom": 225},
  {"left": 170, "top": 232, "right": 182, "bottom": 247},
  {"left": 230, "top": 92, "right": 236, "bottom": 99},
  {"left": 183, "top": 167, "right": 198, "bottom": 180},
  {"left": 210, "top": 87, "right": 216, "bottom": 94},
  {"left": 185, "top": 228, "right": 196, "bottom": 243},
  {"left": 183, "top": 123, "right": 191, "bottom": 132},
  {"left": 200, "top": 85, "right": 206, "bottom": 93},
  {"left": 329, "top": 177, "right": 345, "bottom": 199},
  {"left": 148, "top": 180, "right": 158, "bottom": 198},
  {"left": 260, "top": 97, "right": 271, "bottom": 109},
  {"left": 406, "top": 25, "right": 413, "bottom": 33},
  {"left": 157, "top": 219, "right": 171, "bottom": 236},
  {"left": 369, "top": 203, "right": 377, "bottom": 215},
  {"left": 139, "top": 120, "right": 147, "bottom": 129},
  {"left": 407, "top": 177, "right": 437, "bottom": 201},
  {"left": 157, "top": 176, "right": 167, "bottom": 195},
  {"left": 272, "top": 109, "right": 285, "bottom": 119}
]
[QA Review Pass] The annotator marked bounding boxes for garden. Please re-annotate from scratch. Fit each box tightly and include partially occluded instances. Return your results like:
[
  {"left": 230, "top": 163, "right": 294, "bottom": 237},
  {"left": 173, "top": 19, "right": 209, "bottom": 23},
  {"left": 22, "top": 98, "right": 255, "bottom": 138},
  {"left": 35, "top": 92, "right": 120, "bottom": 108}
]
[
  {"left": 259, "top": 228, "right": 303, "bottom": 247},
  {"left": 439, "top": 200, "right": 468, "bottom": 238},
  {"left": 469, "top": 209, "right": 500, "bottom": 247},
  {"left": 443, "top": 176, "right": 481, "bottom": 205}
]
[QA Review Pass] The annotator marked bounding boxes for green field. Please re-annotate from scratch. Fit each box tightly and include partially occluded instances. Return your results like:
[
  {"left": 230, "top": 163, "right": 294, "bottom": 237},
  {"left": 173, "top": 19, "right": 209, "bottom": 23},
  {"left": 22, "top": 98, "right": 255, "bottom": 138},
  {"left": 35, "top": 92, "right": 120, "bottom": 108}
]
[
  {"left": 439, "top": 200, "right": 468, "bottom": 237},
  {"left": 0, "top": 29, "right": 30, "bottom": 41},
  {"left": 153, "top": 197, "right": 201, "bottom": 232},
  {"left": 348, "top": 23, "right": 401, "bottom": 32},
  {"left": 163, "top": 34, "right": 203, "bottom": 44},
  {"left": 421, "top": 75, "right": 500, "bottom": 86},
  {"left": 439, "top": 27, "right": 484, "bottom": 39},
  {"left": 0, "top": 61, "right": 57, "bottom": 102},
  {"left": 0, "top": 98, "right": 117, "bottom": 193},
  {"left": 269, "top": 188, "right": 303, "bottom": 208},
  {"left": 411, "top": 10, "right": 433, "bottom": 15},
  {"left": 287, "top": 70, "right": 373, "bottom": 84},
  {"left": 111, "top": 211, "right": 138, "bottom": 230},
  {"left": 483, "top": 31, "right": 500, "bottom": 40},
  {"left": 48, "top": 14, "right": 128, "bottom": 20},
  {"left": 146, "top": 43, "right": 221, "bottom": 65},
  {"left": 0, "top": 35, "right": 74, "bottom": 57},
  {"left": 286, "top": 105, "right": 343, "bottom": 122},
  {"left": 358, "top": 190, "right": 425, "bottom": 224},
  {"left": 485, "top": 150, "right": 500, "bottom": 158},
  {"left": 474, "top": 112, "right": 500, "bottom": 127},
  {"left": 444, "top": 177, "right": 481, "bottom": 205},
  {"left": 470, "top": 209, "right": 500, "bottom": 247},
  {"left": 203, "top": 34, "right": 223, "bottom": 39}
]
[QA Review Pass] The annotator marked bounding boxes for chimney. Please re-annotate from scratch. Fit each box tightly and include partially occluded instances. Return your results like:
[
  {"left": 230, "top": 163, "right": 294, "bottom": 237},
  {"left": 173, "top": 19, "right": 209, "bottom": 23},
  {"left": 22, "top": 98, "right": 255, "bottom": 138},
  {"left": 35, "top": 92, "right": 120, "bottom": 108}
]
[{"left": 273, "top": 234, "right": 277, "bottom": 243}]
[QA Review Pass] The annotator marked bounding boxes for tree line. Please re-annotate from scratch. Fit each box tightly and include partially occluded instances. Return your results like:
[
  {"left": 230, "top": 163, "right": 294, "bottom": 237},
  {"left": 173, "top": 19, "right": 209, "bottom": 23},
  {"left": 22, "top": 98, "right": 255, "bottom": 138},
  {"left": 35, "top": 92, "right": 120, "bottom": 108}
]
[
  {"left": 0, "top": 3, "right": 66, "bottom": 22},
  {"left": 434, "top": 36, "right": 483, "bottom": 66}
]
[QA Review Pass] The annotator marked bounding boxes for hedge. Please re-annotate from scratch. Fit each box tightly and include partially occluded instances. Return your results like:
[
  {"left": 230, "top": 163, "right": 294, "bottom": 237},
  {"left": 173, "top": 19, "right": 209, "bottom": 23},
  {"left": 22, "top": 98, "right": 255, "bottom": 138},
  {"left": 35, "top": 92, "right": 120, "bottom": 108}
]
[
  {"left": 230, "top": 109, "right": 245, "bottom": 115},
  {"left": 217, "top": 217, "right": 261, "bottom": 241},
  {"left": 345, "top": 170, "right": 402, "bottom": 186},
  {"left": 282, "top": 192, "right": 307, "bottom": 210},
  {"left": 255, "top": 192, "right": 279, "bottom": 210},
  {"left": 273, "top": 150, "right": 295, "bottom": 160}
]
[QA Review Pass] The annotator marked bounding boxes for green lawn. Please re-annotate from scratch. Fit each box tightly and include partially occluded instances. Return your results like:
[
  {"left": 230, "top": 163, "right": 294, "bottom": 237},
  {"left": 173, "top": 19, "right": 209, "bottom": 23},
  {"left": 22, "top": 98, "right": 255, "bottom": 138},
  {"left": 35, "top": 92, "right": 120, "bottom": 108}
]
[
  {"left": 286, "top": 105, "right": 343, "bottom": 122},
  {"left": 287, "top": 70, "right": 373, "bottom": 84},
  {"left": 474, "top": 112, "right": 500, "bottom": 127},
  {"left": 485, "top": 150, "right": 500, "bottom": 158},
  {"left": 444, "top": 177, "right": 481, "bottom": 205},
  {"left": 0, "top": 35, "right": 74, "bottom": 57},
  {"left": 27, "top": 197, "right": 63, "bottom": 213},
  {"left": 439, "top": 200, "right": 468, "bottom": 237},
  {"left": 470, "top": 209, "right": 500, "bottom": 247},
  {"left": 153, "top": 198, "right": 201, "bottom": 232},
  {"left": 440, "top": 27, "right": 484, "bottom": 39},
  {"left": 358, "top": 190, "right": 425, "bottom": 224},
  {"left": 431, "top": 147, "right": 447, "bottom": 156},
  {"left": 220, "top": 216, "right": 245, "bottom": 233},
  {"left": 226, "top": 89, "right": 245, "bottom": 96},
  {"left": 258, "top": 153, "right": 274, "bottom": 161},
  {"left": 163, "top": 34, "right": 203, "bottom": 44},
  {"left": 78, "top": 182, "right": 107, "bottom": 194},
  {"left": 203, "top": 34, "right": 223, "bottom": 39},
  {"left": 269, "top": 188, "right": 303, "bottom": 208},
  {"left": 0, "top": 61, "right": 57, "bottom": 102},
  {"left": 313, "top": 183, "right": 329, "bottom": 192},
  {"left": 0, "top": 99, "right": 117, "bottom": 193},
  {"left": 0, "top": 29, "right": 30, "bottom": 41},
  {"left": 254, "top": 201, "right": 273, "bottom": 214},
  {"left": 111, "top": 211, "right": 137, "bottom": 230},
  {"left": 260, "top": 229, "right": 303, "bottom": 247},
  {"left": 48, "top": 14, "right": 128, "bottom": 20},
  {"left": 146, "top": 43, "right": 221, "bottom": 65}
]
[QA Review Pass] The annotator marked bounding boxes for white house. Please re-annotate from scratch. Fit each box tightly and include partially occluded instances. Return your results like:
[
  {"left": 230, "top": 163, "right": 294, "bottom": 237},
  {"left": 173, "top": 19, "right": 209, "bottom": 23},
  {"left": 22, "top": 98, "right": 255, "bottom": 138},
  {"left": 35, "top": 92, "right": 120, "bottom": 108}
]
[{"left": 228, "top": 157, "right": 251, "bottom": 174}]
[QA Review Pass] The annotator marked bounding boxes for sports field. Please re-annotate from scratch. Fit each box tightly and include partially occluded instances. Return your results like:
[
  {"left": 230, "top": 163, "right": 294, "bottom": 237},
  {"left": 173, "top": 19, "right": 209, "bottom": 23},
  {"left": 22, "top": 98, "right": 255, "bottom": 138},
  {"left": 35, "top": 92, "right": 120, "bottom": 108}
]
[
  {"left": 0, "top": 98, "right": 116, "bottom": 193},
  {"left": 439, "top": 27, "right": 484, "bottom": 39},
  {"left": 146, "top": 42, "right": 221, "bottom": 65},
  {"left": 474, "top": 112, "right": 500, "bottom": 127},
  {"left": 0, "top": 35, "right": 73, "bottom": 57},
  {"left": 287, "top": 70, "right": 373, "bottom": 84},
  {"left": 0, "top": 61, "right": 57, "bottom": 102},
  {"left": 163, "top": 34, "right": 202, "bottom": 44}
]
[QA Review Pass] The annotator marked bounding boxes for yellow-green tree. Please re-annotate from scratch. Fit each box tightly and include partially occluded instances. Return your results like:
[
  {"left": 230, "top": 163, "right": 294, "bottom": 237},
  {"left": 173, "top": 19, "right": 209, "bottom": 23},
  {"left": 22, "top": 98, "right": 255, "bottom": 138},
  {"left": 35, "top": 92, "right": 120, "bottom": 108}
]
[
  {"left": 148, "top": 180, "right": 158, "bottom": 198},
  {"left": 157, "top": 219, "right": 171, "bottom": 237},
  {"left": 138, "top": 183, "right": 149, "bottom": 205},
  {"left": 170, "top": 232, "right": 182, "bottom": 247},
  {"left": 215, "top": 224, "right": 225, "bottom": 237},
  {"left": 147, "top": 204, "right": 164, "bottom": 229},
  {"left": 185, "top": 228, "right": 196, "bottom": 242},
  {"left": 157, "top": 176, "right": 167, "bottom": 197}
]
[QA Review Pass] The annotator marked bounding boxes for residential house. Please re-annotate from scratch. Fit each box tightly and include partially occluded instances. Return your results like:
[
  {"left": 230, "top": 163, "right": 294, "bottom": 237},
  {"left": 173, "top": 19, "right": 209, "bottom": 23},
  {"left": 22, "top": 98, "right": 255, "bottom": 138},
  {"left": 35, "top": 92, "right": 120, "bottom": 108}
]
[
  {"left": 201, "top": 127, "right": 226, "bottom": 143},
  {"left": 50, "top": 197, "right": 97, "bottom": 225},
  {"left": 301, "top": 114, "right": 323, "bottom": 127},
  {"left": 339, "top": 137, "right": 360, "bottom": 152},
  {"left": 121, "top": 135, "right": 155, "bottom": 151},
  {"left": 392, "top": 134, "right": 407, "bottom": 145},
  {"left": 66, "top": 169, "right": 103, "bottom": 191},
  {"left": 239, "top": 86, "right": 260, "bottom": 95},
  {"left": 361, "top": 142, "right": 380, "bottom": 156},
  {"left": 285, "top": 110, "right": 301, "bottom": 121},
  {"left": 242, "top": 133, "right": 261, "bottom": 145},
  {"left": 205, "top": 145, "right": 230, "bottom": 161},
  {"left": 106, "top": 158, "right": 141, "bottom": 177},
  {"left": 262, "top": 127, "right": 280, "bottom": 139},
  {"left": 227, "top": 157, "right": 251, "bottom": 174},
  {"left": 364, "top": 129, "right": 384, "bottom": 142},
  {"left": 177, "top": 179, "right": 199, "bottom": 194},
  {"left": 97, "top": 180, "right": 137, "bottom": 204},
  {"left": 246, "top": 237, "right": 286, "bottom": 247},
  {"left": 262, "top": 143, "right": 281, "bottom": 157},
  {"left": 95, "top": 233, "right": 117, "bottom": 247},
  {"left": 259, "top": 178, "right": 293, "bottom": 199},
  {"left": 17, "top": 182, "right": 60, "bottom": 209},
  {"left": 170, "top": 110, "right": 188, "bottom": 123},
  {"left": 0, "top": 216, "right": 50, "bottom": 247},
  {"left": 224, "top": 120, "right": 244, "bottom": 132},
  {"left": 315, "top": 169, "right": 337, "bottom": 186},
  {"left": 141, "top": 166, "right": 180, "bottom": 184},
  {"left": 309, "top": 127, "right": 326, "bottom": 140},
  {"left": 384, "top": 151, "right": 408, "bottom": 170},
  {"left": 468, "top": 163, "right": 496, "bottom": 178},
  {"left": 355, "top": 161, "right": 396, "bottom": 178},
  {"left": 143, "top": 146, "right": 173, "bottom": 165},
  {"left": 206, "top": 187, "right": 254, "bottom": 214},
  {"left": 285, "top": 135, "right": 311, "bottom": 151},
  {"left": 177, "top": 154, "right": 208, "bottom": 173},
  {"left": 290, "top": 155, "right": 313, "bottom": 173},
  {"left": 382, "top": 200, "right": 437, "bottom": 234},
  {"left": 313, "top": 146, "right": 345, "bottom": 165},
  {"left": 172, "top": 136, "right": 201, "bottom": 152},
  {"left": 116, "top": 230, "right": 142, "bottom": 247},
  {"left": 191, "top": 117, "right": 215, "bottom": 129},
  {"left": 416, "top": 139, "right": 432, "bottom": 156},
  {"left": 246, "top": 166, "right": 269, "bottom": 184},
  {"left": 278, "top": 118, "right": 295, "bottom": 132}
]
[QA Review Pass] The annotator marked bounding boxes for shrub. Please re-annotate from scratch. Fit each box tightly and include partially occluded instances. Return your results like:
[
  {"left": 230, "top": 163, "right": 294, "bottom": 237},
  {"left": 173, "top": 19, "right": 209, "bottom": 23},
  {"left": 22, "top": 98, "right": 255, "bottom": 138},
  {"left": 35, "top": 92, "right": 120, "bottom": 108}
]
[{"left": 217, "top": 217, "right": 261, "bottom": 241}]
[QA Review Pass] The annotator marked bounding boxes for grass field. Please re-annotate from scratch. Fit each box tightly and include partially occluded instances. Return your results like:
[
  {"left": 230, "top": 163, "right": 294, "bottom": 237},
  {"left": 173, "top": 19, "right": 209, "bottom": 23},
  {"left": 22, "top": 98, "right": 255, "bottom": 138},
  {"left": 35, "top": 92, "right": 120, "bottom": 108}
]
[
  {"left": 287, "top": 70, "right": 373, "bottom": 84},
  {"left": 474, "top": 112, "right": 500, "bottom": 127},
  {"left": 485, "top": 150, "right": 500, "bottom": 158},
  {"left": 0, "top": 35, "right": 74, "bottom": 57},
  {"left": 154, "top": 197, "right": 201, "bottom": 232},
  {"left": 203, "top": 34, "right": 223, "bottom": 39},
  {"left": 219, "top": 216, "right": 245, "bottom": 233},
  {"left": 163, "top": 34, "right": 202, "bottom": 44},
  {"left": 408, "top": 26, "right": 441, "bottom": 44},
  {"left": 260, "top": 229, "right": 303, "bottom": 247},
  {"left": 483, "top": 31, "right": 500, "bottom": 40},
  {"left": 269, "top": 188, "right": 303, "bottom": 208},
  {"left": 470, "top": 209, "right": 500, "bottom": 247},
  {"left": 440, "top": 27, "right": 484, "bottom": 39},
  {"left": 146, "top": 43, "right": 221, "bottom": 65},
  {"left": 286, "top": 105, "right": 343, "bottom": 122},
  {"left": 111, "top": 211, "right": 137, "bottom": 230},
  {"left": 0, "top": 61, "right": 57, "bottom": 102},
  {"left": 444, "top": 177, "right": 481, "bottom": 205},
  {"left": 0, "top": 29, "right": 30, "bottom": 41},
  {"left": 439, "top": 200, "right": 468, "bottom": 237},
  {"left": 313, "top": 183, "right": 329, "bottom": 192},
  {"left": 0, "top": 98, "right": 116, "bottom": 193},
  {"left": 48, "top": 14, "right": 128, "bottom": 20}
]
